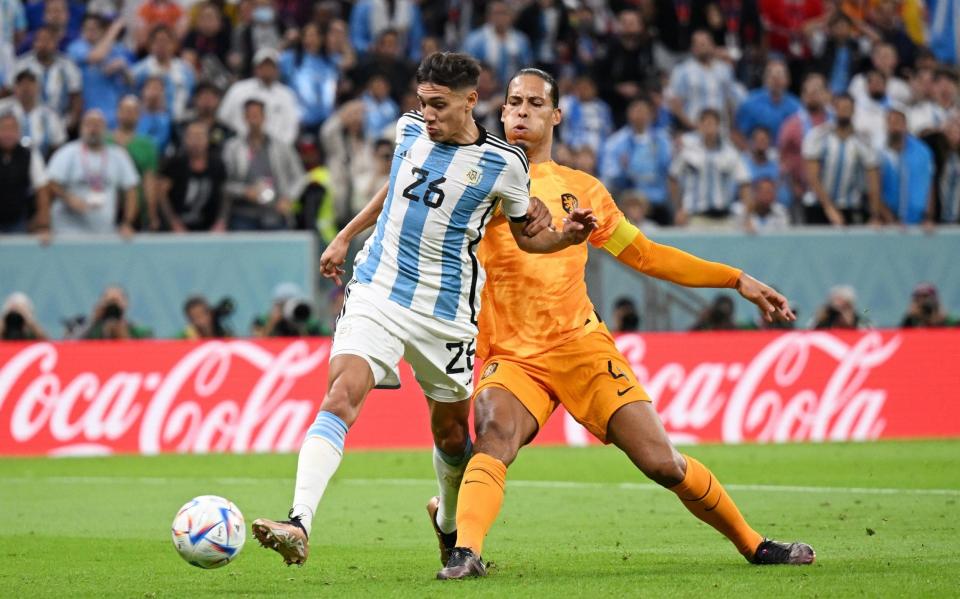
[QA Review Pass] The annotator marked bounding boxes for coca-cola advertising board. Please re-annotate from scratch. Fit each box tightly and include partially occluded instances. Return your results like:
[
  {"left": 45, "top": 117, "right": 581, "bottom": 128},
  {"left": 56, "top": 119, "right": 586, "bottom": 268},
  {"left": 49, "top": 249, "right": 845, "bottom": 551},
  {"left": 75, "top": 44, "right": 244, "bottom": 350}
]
[{"left": 1, "top": 329, "right": 957, "bottom": 457}]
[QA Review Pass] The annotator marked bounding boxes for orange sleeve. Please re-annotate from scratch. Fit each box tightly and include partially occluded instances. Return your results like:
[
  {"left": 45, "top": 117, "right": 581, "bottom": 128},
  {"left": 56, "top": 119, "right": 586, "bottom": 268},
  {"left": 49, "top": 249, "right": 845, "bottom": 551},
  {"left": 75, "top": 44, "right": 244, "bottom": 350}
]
[
  {"left": 606, "top": 220, "right": 742, "bottom": 288},
  {"left": 584, "top": 176, "right": 625, "bottom": 248}
]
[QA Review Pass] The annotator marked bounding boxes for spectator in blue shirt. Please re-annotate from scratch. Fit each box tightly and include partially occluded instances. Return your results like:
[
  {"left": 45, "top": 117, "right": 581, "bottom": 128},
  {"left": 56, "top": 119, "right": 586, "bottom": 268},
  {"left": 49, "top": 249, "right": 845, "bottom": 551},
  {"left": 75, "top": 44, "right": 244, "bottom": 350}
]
[
  {"left": 559, "top": 75, "right": 613, "bottom": 154},
  {"left": 280, "top": 22, "right": 340, "bottom": 132},
  {"left": 463, "top": 1, "right": 533, "bottom": 89},
  {"left": 349, "top": 0, "right": 424, "bottom": 61},
  {"left": 879, "top": 107, "right": 935, "bottom": 225},
  {"left": 137, "top": 76, "right": 173, "bottom": 154},
  {"left": 67, "top": 16, "right": 131, "bottom": 128},
  {"left": 735, "top": 59, "right": 801, "bottom": 147},
  {"left": 19, "top": 0, "right": 83, "bottom": 54},
  {"left": 131, "top": 25, "right": 196, "bottom": 122},
  {"left": 600, "top": 97, "right": 674, "bottom": 226},
  {"left": 741, "top": 127, "right": 789, "bottom": 206},
  {"left": 360, "top": 74, "right": 398, "bottom": 140},
  {"left": 811, "top": 13, "right": 864, "bottom": 97}
]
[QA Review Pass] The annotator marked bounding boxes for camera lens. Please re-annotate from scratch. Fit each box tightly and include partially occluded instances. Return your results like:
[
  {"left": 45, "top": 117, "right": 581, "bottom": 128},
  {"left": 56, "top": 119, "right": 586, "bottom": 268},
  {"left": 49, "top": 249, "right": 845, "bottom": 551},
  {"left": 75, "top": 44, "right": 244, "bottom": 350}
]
[{"left": 103, "top": 303, "right": 124, "bottom": 320}]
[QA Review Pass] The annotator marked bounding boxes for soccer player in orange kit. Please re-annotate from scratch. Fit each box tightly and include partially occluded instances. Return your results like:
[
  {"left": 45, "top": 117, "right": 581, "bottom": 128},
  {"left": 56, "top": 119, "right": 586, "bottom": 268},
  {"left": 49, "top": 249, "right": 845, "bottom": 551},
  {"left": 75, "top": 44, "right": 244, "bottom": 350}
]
[{"left": 433, "top": 69, "right": 816, "bottom": 579}]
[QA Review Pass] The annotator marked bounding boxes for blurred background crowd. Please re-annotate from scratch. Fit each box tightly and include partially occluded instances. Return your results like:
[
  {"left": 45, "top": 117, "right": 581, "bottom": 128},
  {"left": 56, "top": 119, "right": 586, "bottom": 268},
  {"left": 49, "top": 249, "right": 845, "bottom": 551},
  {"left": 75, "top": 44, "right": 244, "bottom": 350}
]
[{"left": 1, "top": 0, "right": 959, "bottom": 340}]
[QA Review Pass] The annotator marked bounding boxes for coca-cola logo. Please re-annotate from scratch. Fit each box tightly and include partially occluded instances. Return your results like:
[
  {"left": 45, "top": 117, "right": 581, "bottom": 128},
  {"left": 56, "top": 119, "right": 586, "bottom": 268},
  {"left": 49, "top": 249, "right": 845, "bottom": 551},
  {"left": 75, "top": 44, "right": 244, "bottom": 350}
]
[
  {"left": 0, "top": 341, "right": 327, "bottom": 456},
  {"left": 0, "top": 330, "right": 950, "bottom": 456},
  {"left": 612, "top": 331, "right": 900, "bottom": 444}
]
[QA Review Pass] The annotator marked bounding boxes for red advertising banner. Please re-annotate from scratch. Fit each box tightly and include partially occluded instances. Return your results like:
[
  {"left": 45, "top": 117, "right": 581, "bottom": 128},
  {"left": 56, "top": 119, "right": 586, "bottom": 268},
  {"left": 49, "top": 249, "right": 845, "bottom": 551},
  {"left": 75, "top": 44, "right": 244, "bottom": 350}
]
[{"left": 0, "top": 330, "right": 958, "bottom": 456}]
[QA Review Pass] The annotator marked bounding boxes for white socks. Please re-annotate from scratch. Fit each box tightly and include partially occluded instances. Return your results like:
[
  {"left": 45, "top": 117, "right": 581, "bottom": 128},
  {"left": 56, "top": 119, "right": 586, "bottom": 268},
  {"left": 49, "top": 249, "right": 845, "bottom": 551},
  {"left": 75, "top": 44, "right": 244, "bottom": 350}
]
[
  {"left": 290, "top": 411, "right": 348, "bottom": 536},
  {"left": 432, "top": 438, "right": 473, "bottom": 534}
]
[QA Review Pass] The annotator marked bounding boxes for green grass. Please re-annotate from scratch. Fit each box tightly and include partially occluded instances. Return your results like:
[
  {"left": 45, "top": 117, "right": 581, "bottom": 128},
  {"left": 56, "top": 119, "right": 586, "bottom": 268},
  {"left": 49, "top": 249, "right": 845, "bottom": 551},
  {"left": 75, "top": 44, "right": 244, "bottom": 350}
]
[{"left": 2, "top": 440, "right": 959, "bottom": 597}]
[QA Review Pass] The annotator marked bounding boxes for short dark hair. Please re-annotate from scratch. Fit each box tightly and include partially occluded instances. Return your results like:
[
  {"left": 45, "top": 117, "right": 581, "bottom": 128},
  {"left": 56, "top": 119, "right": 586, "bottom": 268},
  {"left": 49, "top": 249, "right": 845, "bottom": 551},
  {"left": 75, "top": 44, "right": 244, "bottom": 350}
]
[
  {"left": 506, "top": 67, "right": 560, "bottom": 108},
  {"left": 14, "top": 69, "right": 37, "bottom": 83},
  {"left": 415, "top": 52, "right": 480, "bottom": 90},
  {"left": 183, "top": 295, "right": 209, "bottom": 315},
  {"left": 834, "top": 92, "right": 855, "bottom": 105},
  {"left": 148, "top": 24, "right": 175, "bottom": 43},
  {"left": 193, "top": 80, "right": 222, "bottom": 97},
  {"left": 699, "top": 108, "right": 721, "bottom": 122},
  {"left": 244, "top": 98, "right": 265, "bottom": 112}
]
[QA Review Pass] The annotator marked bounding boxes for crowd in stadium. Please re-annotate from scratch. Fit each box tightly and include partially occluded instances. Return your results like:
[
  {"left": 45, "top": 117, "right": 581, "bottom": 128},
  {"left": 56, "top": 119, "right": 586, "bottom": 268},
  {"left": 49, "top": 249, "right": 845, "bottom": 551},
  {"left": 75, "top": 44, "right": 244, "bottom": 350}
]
[
  {"left": 1, "top": 0, "right": 959, "bottom": 238},
  {"left": 1, "top": 0, "right": 959, "bottom": 339}
]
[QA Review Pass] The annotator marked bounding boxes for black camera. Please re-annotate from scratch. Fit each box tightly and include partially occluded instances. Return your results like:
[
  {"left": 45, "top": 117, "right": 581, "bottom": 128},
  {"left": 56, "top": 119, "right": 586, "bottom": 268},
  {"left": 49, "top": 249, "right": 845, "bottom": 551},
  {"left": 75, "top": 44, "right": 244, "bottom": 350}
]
[
  {"left": 102, "top": 302, "right": 124, "bottom": 321},
  {"left": 212, "top": 297, "right": 235, "bottom": 336},
  {"left": 2, "top": 311, "right": 27, "bottom": 340},
  {"left": 283, "top": 297, "right": 313, "bottom": 324}
]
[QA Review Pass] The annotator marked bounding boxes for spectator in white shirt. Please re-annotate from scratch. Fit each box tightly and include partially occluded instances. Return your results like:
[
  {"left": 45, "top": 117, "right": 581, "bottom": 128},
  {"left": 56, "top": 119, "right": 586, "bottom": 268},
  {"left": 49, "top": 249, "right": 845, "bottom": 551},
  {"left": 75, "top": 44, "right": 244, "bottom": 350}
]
[
  {"left": 848, "top": 42, "right": 911, "bottom": 107},
  {"left": 0, "top": 68, "right": 66, "bottom": 158},
  {"left": 218, "top": 47, "right": 302, "bottom": 146},
  {"left": 666, "top": 30, "right": 741, "bottom": 131},
  {"left": 13, "top": 25, "right": 82, "bottom": 132},
  {"left": 734, "top": 177, "right": 790, "bottom": 232},
  {"left": 669, "top": 108, "right": 752, "bottom": 230}
]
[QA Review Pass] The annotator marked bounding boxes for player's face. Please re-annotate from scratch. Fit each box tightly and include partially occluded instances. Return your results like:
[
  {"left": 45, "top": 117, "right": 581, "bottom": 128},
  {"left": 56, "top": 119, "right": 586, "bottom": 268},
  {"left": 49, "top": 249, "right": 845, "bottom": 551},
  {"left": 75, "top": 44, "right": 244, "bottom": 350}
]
[
  {"left": 502, "top": 74, "right": 560, "bottom": 151},
  {"left": 417, "top": 83, "right": 477, "bottom": 143}
]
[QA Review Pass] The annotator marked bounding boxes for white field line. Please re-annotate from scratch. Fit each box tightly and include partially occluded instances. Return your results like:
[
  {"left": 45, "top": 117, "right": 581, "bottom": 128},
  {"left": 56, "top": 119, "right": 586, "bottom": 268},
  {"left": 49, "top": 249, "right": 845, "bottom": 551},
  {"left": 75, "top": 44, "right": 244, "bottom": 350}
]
[{"left": 1, "top": 475, "right": 958, "bottom": 497}]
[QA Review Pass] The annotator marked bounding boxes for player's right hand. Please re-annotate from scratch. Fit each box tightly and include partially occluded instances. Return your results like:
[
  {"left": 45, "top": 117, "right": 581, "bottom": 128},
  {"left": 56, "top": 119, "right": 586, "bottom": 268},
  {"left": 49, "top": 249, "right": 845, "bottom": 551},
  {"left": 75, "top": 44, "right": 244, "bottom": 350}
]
[
  {"left": 561, "top": 208, "right": 597, "bottom": 245},
  {"left": 523, "top": 197, "right": 554, "bottom": 237},
  {"left": 320, "top": 236, "right": 348, "bottom": 286}
]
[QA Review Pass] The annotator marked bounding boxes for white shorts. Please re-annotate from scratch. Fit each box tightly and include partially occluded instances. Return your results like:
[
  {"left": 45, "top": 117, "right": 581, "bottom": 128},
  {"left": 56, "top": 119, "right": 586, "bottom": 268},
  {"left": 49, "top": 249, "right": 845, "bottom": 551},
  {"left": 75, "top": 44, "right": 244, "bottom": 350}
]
[{"left": 330, "top": 282, "right": 476, "bottom": 402}]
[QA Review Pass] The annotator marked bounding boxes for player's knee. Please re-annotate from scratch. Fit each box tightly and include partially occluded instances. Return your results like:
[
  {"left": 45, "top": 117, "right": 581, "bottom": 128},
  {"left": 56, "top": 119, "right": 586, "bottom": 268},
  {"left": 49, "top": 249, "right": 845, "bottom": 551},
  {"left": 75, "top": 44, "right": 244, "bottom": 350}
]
[
  {"left": 320, "top": 377, "right": 365, "bottom": 426},
  {"left": 432, "top": 419, "right": 469, "bottom": 456},
  {"left": 642, "top": 452, "right": 686, "bottom": 487},
  {"left": 474, "top": 419, "right": 521, "bottom": 465}
]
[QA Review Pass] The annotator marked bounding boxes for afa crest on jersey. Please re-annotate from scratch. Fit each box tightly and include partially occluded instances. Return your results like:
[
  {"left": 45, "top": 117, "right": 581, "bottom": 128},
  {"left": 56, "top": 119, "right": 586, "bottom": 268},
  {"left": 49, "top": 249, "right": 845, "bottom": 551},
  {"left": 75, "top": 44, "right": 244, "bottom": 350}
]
[
  {"left": 561, "top": 193, "right": 579, "bottom": 213},
  {"left": 466, "top": 167, "right": 483, "bottom": 185}
]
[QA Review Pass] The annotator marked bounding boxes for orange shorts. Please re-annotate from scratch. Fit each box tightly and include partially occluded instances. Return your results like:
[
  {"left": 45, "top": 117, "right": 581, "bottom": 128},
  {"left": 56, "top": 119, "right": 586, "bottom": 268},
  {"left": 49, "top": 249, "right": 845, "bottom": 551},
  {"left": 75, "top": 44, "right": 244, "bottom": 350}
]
[{"left": 474, "top": 324, "right": 650, "bottom": 443}]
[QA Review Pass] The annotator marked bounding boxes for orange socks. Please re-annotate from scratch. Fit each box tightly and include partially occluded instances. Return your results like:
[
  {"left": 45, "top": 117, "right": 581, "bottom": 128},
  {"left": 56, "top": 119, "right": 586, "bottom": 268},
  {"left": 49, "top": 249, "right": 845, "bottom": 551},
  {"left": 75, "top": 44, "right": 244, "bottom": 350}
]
[
  {"left": 670, "top": 455, "right": 764, "bottom": 559},
  {"left": 454, "top": 453, "right": 507, "bottom": 555}
]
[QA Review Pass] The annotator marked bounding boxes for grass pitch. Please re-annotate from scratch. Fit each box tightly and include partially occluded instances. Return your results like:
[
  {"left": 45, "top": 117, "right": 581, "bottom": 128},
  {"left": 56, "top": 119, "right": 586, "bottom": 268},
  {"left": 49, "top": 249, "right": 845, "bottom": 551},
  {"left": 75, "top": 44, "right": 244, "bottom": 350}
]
[{"left": 2, "top": 440, "right": 958, "bottom": 598}]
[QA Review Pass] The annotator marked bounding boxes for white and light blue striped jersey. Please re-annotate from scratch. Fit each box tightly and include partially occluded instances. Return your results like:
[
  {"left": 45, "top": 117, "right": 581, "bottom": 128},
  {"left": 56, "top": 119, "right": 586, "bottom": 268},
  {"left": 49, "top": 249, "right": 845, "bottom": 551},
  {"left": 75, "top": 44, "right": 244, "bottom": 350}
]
[
  {"left": 940, "top": 152, "right": 960, "bottom": 223},
  {"left": 666, "top": 58, "right": 741, "bottom": 124},
  {"left": 802, "top": 123, "right": 878, "bottom": 209},
  {"left": 353, "top": 111, "right": 530, "bottom": 329},
  {"left": 12, "top": 52, "right": 82, "bottom": 116},
  {"left": 668, "top": 132, "right": 750, "bottom": 213}
]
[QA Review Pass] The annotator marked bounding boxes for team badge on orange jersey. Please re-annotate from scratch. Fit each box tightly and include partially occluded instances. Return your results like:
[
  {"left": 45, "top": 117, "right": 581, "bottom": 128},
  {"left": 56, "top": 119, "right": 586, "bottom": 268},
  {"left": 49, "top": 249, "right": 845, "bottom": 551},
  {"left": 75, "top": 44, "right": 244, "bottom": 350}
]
[
  {"left": 561, "top": 193, "right": 579, "bottom": 213},
  {"left": 466, "top": 168, "right": 482, "bottom": 185},
  {"left": 481, "top": 362, "right": 499, "bottom": 379}
]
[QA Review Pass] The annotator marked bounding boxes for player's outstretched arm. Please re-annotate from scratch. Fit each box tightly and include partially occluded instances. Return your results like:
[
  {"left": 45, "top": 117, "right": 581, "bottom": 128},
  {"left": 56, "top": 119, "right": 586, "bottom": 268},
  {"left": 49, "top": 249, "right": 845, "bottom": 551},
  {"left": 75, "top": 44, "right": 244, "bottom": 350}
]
[
  {"left": 509, "top": 205, "right": 597, "bottom": 254},
  {"left": 602, "top": 218, "right": 795, "bottom": 323},
  {"left": 319, "top": 181, "right": 389, "bottom": 286}
]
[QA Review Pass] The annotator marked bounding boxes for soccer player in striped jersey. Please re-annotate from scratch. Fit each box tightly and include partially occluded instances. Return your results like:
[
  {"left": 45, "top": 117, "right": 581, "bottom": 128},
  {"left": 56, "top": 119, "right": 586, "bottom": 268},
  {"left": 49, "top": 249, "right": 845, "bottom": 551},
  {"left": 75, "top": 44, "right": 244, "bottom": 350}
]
[
  {"left": 803, "top": 93, "right": 883, "bottom": 226},
  {"left": 251, "top": 52, "right": 596, "bottom": 566},
  {"left": 435, "top": 69, "right": 815, "bottom": 580}
]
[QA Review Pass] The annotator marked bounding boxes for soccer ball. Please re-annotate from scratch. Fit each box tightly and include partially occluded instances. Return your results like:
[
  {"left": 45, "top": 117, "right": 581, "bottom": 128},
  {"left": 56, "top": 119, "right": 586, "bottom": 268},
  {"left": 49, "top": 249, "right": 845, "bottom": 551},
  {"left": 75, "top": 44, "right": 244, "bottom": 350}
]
[{"left": 171, "top": 495, "right": 245, "bottom": 569}]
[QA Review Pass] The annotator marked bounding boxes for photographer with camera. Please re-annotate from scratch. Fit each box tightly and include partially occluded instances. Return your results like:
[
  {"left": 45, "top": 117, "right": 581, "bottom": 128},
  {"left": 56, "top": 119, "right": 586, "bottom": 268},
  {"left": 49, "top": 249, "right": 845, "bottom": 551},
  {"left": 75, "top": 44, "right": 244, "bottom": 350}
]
[
  {"left": 690, "top": 294, "right": 738, "bottom": 331},
  {"left": 253, "top": 282, "right": 324, "bottom": 338},
  {"left": 82, "top": 285, "right": 153, "bottom": 340},
  {"left": 901, "top": 283, "right": 958, "bottom": 328},
  {"left": 178, "top": 294, "right": 234, "bottom": 339},
  {"left": 813, "top": 285, "right": 864, "bottom": 330},
  {"left": 0, "top": 292, "right": 48, "bottom": 341}
]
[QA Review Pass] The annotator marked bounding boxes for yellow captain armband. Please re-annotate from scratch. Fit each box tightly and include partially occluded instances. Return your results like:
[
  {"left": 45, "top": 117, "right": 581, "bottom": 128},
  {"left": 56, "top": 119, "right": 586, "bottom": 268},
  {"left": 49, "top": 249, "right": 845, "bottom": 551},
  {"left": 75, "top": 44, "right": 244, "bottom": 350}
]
[{"left": 601, "top": 218, "right": 640, "bottom": 257}]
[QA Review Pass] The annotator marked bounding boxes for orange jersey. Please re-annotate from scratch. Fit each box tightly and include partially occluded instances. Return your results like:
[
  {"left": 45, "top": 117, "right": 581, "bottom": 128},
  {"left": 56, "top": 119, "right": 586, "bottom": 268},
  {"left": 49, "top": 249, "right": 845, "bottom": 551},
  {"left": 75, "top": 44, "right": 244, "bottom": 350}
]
[{"left": 477, "top": 161, "right": 622, "bottom": 360}]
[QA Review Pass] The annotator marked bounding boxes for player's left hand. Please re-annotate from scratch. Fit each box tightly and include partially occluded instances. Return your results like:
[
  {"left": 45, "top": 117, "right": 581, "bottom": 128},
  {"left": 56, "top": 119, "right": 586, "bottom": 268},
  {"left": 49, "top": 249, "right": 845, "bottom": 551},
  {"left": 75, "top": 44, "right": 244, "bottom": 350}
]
[
  {"left": 736, "top": 273, "right": 796, "bottom": 323},
  {"left": 561, "top": 208, "right": 597, "bottom": 246},
  {"left": 320, "top": 235, "right": 349, "bottom": 286},
  {"left": 523, "top": 197, "right": 554, "bottom": 237}
]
